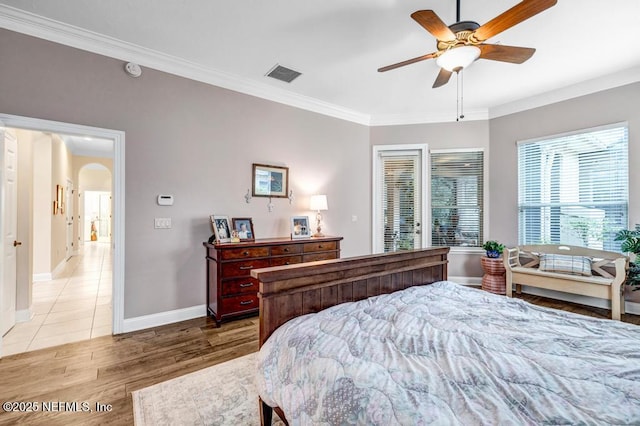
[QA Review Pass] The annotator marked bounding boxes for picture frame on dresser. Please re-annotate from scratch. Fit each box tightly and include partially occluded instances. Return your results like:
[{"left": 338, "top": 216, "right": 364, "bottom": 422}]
[
  {"left": 211, "top": 215, "right": 232, "bottom": 243},
  {"left": 232, "top": 217, "right": 255, "bottom": 241},
  {"left": 290, "top": 216, "right": 311, "bottom": 239}
]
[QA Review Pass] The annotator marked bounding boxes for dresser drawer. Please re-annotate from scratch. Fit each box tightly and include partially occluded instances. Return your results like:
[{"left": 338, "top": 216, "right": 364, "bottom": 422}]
[
  {"left": 221, "top": 259, "right": 270, "bottom": 278},
  {"left": 220, "top": 294, "right": 258, "bottom": 315},
  {"left": 220, "top": 247, "right": 269, "bottom": 260},
  {"left": 303, "top": 252, "right": 338, "bottom": 262},
  {"left": 222, "top": 277, "right": 258, "bottom": 296},
  {"left": 270, "top": 244, "right": 303, "bottom": 256},
  {"left": 303, "top": 241, "right": 337, "bottom": 253},
  {"left": 270, "top": 255, "right": 303, "bottom": 267}
]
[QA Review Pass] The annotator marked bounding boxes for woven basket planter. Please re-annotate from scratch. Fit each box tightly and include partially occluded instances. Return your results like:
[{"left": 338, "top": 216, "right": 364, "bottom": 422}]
[{"left": 481, "top": 256, "right": 506, "bottom": 295}]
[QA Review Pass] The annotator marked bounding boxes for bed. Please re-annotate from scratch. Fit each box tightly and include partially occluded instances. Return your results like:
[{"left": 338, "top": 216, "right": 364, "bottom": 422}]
[{"left": 251, "top": 248, "right": 640, "bottom": 425}]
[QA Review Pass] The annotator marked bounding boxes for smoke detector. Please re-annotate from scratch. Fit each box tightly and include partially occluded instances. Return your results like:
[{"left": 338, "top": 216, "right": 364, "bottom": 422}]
[{"left": 124, "top": 62, "right": 142, "bottom": 78}]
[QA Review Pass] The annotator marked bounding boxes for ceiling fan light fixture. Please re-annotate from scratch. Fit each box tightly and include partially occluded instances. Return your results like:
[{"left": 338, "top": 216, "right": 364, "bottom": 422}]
[{"left": 436, "top": 46, "right": 481, "bottom": 71}]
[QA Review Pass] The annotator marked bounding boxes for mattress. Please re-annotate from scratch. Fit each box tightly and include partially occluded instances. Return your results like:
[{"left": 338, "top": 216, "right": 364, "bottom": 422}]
[{"left": 256, "top": 280, "right": 640, "bottom": 425}]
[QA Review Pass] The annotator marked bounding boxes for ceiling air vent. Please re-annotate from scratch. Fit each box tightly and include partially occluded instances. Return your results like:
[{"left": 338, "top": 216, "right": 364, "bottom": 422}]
[{"left": 265, "top": 64, "right": 301, "bottom": 83}]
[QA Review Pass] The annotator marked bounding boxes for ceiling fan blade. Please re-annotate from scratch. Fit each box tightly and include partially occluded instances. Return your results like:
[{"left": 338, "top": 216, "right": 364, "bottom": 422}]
[
  {"left": 478, "top": 44, "right": 536, "bottom": 64},
  {"left": 473, "top": 0, "right": 557, "bottom": 42},
  {"left": 378, "top": 52, "right": 437, "bottom": 72},
  {"left": 411, "top": 10, "right": 456, "bottom": 42},
  {"left": 432, "top": 68, "right": 453, "bottom": 88}
]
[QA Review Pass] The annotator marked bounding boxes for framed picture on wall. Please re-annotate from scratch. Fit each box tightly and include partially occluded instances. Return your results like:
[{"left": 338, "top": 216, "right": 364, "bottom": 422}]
[
  {"left": 252, "top": 163, "right": 289, "bottom": 198},
  {"left": 290, "top": 216, "right": 310, "bottom": 239},
  {"left": 232, "top": 218, "right": 255, "bottom": 241},
  {"left": 210, "top": 215, "right": 232, "bottom": 243}
]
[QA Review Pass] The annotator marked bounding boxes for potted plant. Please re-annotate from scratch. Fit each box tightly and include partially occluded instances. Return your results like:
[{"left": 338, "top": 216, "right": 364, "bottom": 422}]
[
  {"left": 482, "top": 240, "right": 505, "bottom": 258},
  {"left": 614, "top": 225, "right": 640, "bottom": 291}
]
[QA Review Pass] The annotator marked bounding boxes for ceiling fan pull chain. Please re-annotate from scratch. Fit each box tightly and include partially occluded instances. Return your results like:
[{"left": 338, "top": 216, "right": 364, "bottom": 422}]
[
  {"left": 460, "top": 69, "right": 465, "bottom": 120},
  {"left": 455, "top": 69, "right": 465, "bottom": 122},
  {"left": 456, "top": 70, "right": 459, "bottom": 121}
]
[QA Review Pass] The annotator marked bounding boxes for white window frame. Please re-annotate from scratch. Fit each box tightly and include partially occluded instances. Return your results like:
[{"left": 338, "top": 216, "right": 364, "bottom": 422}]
[{"left": 516, "top": 122, "right": 629, "bottom": 250}]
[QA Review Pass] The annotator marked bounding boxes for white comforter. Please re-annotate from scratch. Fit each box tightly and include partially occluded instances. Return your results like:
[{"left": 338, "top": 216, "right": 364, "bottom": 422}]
[{"left": 256, "top": 281, "right": 640, "bottom": 425}]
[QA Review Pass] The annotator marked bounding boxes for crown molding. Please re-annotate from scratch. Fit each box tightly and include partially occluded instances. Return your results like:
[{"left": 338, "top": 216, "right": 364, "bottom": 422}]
[
  {"left": 0, "top": 5, "right": 371, "bottom": 126},
  {"left": 489, "top": 66, "right": 640, "bottom": 119},
  {"left": 2, "top": 5, "right": 639, "bottom": 127},
  {"left": 369, "top": 108, "right": 488, "bottom": 126}
]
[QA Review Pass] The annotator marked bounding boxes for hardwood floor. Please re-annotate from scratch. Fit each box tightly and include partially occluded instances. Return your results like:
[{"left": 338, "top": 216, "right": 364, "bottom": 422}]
[
  {"left": 0, "top": 316, "right": 259, "bottom": 425},
  {"left": 0, "top": 294, "right": 638, "bottom": 425}
]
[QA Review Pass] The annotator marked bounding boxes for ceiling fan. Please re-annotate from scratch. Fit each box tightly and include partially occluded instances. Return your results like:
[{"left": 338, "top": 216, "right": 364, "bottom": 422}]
[{"left": 378, "top": 0, "right": 557, "bottom": 88}]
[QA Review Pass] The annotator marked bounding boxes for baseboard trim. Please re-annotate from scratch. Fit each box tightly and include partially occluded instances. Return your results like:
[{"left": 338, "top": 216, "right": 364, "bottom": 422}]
[
  {"left": 15, "top": 307, "right": 33, "bottom": 323},
  {"left": 449, "top": 276, "right": 482, "bottom": 286},
  {"left": 32, "top": 273, "right": 52, "bottom": 282},
  {"left": 122, "top": 305, "right": 206, "bottom": 333},
  {"left": 453, "top": 276, "right": 640, "bottom": 315},
  {"left": 119, "top": 284, "right": 639, "bottom": 334},
  {"left": 623, "top": 301, "right": 640, "bottom": 315}
]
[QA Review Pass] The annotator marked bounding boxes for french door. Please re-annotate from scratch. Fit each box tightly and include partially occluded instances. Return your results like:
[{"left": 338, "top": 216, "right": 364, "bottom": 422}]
[{"left": 372, "top": 145, "right": 428, "bottom": 253}]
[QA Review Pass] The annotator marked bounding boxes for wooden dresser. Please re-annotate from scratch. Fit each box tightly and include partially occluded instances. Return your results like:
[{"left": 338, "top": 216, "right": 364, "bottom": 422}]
[{"left": 204, "top": 236, "right": 342, "bottom": 325}]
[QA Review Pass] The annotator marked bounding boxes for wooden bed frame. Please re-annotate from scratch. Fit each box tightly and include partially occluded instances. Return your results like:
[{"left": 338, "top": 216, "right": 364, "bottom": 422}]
[{"left": 251, "top": 247, "right": 449, "bottom": 425}]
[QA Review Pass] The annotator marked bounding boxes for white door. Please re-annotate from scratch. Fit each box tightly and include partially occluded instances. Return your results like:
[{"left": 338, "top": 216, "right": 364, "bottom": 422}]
[
  {"left": 1, "top": 128, "right": 18, "bottom": 336},
  {"left": 372, "top": 145, "right": 428, "bottom": 253},
  {"left": 65, "top": 179, "right": 74, "bottom": 259}
]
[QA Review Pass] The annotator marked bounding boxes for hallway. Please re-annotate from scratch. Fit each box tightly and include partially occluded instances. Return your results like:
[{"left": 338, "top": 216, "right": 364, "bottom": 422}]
[{"left": 1, "top": 243, "right": 112, "bottom": 356}]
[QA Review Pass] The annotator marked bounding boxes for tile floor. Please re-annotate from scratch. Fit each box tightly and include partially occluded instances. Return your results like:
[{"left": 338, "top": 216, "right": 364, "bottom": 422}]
[{"left": 1, "top": 242, "right": 112, "bottom": 356}]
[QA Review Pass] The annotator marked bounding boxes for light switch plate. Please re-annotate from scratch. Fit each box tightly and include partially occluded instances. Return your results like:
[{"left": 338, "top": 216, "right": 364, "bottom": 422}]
[{"left": 154, "top": 218, "right": 172, "bottom": 229}]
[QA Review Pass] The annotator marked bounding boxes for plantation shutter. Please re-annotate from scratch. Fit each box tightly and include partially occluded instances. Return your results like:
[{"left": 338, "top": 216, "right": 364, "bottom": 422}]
[
  {"left": 518, "top": 123, "right": 628, "bottom": 250},
  {"left": 431, "top": 150, "right": 483, "bottom": 247},
  {"left": 378, "top": 151, "right": 421, "bottom": 252}
]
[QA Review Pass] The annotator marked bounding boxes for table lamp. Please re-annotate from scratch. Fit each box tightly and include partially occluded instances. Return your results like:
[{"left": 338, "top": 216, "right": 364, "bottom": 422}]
[{"left": 309, "top": 194, "right": 328, "bottom": 237}]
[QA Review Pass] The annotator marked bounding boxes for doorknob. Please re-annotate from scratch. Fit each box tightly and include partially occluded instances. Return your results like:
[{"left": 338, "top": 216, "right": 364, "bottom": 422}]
[{"left": 14, "top": 240, "right": 22, "bottom": 247}]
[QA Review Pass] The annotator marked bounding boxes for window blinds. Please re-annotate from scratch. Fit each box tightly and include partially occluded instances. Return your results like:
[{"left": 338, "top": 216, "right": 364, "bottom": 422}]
[
  {"left": 431, "top": 150, "right": 483, "bottom": 247},
  {"left": 518, "top": 124, "right": 628, "bottom": 251}
]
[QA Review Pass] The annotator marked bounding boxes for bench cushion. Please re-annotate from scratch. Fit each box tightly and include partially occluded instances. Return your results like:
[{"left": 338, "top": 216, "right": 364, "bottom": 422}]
[
  {"left": 539, "top": 254, "right": 592, "bottom": 276},
  {"left": 511, "top": 267, "right": 612, "bottom": 285}
]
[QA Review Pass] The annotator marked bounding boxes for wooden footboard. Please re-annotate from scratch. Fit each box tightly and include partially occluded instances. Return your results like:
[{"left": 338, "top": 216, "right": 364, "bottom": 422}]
[
  {"left": 251, "top": 247, "right": 448, "bottom": 424},
  {"left": 252, "top": 247, "right": 449, "bottom": 346}
]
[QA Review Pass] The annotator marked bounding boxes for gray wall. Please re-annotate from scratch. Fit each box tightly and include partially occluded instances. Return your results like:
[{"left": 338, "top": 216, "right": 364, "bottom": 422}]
[
  {"left": 370, "top": 120, "right": 490, "bottom": 279},
  {"left": 2, "top": 28, "right": 638, "bottom": 318},
  {"left": 489, "top": 83, "right": 640, "bottom": 302},
  {"left": 0, "top": 29, "right": 370, "bottom": 318},
  {"left": 489, "top": 83, "right": 640, "bottom": 246}
]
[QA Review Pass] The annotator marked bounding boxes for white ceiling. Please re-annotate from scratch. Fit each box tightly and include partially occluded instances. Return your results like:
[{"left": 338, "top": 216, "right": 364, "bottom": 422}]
[
  {"left": 2, "top": 1, "right": 640, "bottom": 125},
  {"left": 61, "top": 134, "right": 113, "bottom": 158}
]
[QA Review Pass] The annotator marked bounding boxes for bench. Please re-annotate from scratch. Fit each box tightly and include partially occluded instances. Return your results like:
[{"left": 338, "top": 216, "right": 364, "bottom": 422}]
[{"left": 503, "top": 245, "right": 627, "bottom": 320}]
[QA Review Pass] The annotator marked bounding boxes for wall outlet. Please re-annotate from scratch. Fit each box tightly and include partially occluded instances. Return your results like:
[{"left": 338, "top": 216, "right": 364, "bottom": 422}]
[{"left": 154, "top": 218, "right": 172, "bottom": 229}]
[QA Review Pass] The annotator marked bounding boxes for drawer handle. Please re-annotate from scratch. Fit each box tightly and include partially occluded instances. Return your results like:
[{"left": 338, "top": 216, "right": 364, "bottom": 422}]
[
  {"left": 284, "top": 248, "right": 289, "bottom": 252},
  {"left": 240, "top": 300, "right": 254, "bottom": 306},
  {"left": 285, "top": 262, "right": 290, "bottom": 265},
  {"left": 318, "top": 245, "right": 323, "bottom": 248},
  {"left": 239, "top": 282, "right": 253, "bottom": 288},
  {"left": 243, "top": 251, "right": 250, "bottom": 256},
  {"left": 239, "top": 265, "right": 253, "bottom": 270}
]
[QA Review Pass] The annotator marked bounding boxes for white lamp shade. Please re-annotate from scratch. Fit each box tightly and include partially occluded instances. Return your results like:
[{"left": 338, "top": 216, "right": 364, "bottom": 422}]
[
  {"left": 436, "top": 46, "right": 481, "bottom": 72},
  {"left": 310, "top": 194, "right": 328, "bottom": 211}
]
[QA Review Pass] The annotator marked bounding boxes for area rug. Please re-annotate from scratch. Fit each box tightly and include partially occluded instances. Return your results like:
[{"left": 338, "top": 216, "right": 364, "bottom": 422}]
[{"left": 132, "top": 352, "right": 283, "bottom": 425}]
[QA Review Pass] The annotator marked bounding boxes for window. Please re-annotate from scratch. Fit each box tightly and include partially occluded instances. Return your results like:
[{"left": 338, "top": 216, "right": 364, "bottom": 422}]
[
  {"left": 518, "top": 123, "right": 628, "bottom": 250},
  {"left": 431, "top": 149, "right": 484, "bottom": 247}
]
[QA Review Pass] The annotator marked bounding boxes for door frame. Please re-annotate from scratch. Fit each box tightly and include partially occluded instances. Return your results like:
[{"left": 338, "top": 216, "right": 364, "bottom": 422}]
[
  {"left": 372, "top": 144, "right": 429, "bottom": 253},
  {"left": 0, "top": 113, "right": 125, "bottom": 334},
  {"left": 0, "top": 128, "right": 18, "bottom": 337}
]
